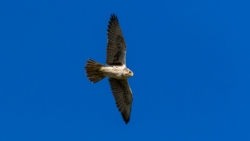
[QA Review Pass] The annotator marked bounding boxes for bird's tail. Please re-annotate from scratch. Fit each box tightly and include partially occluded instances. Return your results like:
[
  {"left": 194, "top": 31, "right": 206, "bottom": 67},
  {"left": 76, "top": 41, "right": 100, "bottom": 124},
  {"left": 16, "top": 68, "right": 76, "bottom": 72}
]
[{"left": 85, "top": 59, "right": 105, "bottom": 83}]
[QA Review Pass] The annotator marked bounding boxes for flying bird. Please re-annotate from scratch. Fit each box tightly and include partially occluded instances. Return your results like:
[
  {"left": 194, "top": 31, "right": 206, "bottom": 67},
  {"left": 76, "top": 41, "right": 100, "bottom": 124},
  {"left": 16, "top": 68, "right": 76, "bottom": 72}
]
[{"left": 85, "top": 14, "right": 133, "bottom": 124}]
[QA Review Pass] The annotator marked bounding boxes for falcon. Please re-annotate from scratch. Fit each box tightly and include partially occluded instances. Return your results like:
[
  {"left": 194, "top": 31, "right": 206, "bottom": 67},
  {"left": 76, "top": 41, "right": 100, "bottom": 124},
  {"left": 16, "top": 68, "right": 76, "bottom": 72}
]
[{"left": 85, "top": 14, "right": 133, "bottom": 124}]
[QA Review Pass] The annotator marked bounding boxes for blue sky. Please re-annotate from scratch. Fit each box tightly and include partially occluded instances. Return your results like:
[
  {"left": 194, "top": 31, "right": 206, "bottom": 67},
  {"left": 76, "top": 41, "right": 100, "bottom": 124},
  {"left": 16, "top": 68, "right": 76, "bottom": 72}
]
[{"left": 0, "top": 0, "right": 250, "bottom": 140}]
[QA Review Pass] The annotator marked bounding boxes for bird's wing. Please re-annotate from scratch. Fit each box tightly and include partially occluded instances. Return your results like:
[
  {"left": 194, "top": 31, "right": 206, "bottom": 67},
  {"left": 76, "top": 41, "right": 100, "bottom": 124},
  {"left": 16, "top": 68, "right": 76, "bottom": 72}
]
[
  {"left": 106, "top": 14, "right": 126, "bottom": 66},
  {"left": 108, "top": 78, "right": 132, "bottom": 124}
]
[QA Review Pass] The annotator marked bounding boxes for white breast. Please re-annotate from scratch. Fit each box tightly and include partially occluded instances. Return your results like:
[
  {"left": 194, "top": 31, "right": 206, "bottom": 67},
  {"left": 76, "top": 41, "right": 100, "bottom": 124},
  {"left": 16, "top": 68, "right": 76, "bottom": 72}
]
[{"left": 100, "top": 66, "right": 125, "bottom": 79}]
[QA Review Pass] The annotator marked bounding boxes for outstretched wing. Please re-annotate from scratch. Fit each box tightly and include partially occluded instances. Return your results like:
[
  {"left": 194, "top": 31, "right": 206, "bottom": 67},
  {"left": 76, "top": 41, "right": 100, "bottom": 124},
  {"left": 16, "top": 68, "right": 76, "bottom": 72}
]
[
  {"left": 106, "top": 14, "right": 126, "bottom": 66},
  {"left": 108, "top": 78, "right": 133, "bottom": 124}
]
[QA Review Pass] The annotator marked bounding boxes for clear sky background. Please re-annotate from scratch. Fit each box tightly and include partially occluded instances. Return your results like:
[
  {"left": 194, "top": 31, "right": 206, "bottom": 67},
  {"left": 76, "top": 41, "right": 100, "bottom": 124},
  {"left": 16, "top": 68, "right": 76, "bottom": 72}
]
[{"left": 0, "top": 0, "right": 250, "bottom": 140}]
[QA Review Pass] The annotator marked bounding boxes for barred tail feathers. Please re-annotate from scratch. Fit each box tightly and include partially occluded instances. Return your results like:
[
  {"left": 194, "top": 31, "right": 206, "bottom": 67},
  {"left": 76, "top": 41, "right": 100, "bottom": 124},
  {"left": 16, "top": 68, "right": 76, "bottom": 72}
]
[{"left": 85, "top": 59, "right": 105, "bottom": 83}]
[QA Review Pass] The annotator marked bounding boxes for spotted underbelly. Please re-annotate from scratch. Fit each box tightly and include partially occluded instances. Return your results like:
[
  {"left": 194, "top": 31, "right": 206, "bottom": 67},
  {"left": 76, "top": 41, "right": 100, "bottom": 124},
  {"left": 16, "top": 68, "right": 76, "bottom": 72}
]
[{"left": 99, "top": 66, "right": 125, "bottom": 79}]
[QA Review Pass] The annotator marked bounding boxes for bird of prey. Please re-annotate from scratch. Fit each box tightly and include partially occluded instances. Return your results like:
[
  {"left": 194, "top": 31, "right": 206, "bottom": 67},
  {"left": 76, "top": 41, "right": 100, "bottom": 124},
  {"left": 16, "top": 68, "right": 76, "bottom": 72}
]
[{"left": 85, "top": 14, "right": 133, "bottom": 124}]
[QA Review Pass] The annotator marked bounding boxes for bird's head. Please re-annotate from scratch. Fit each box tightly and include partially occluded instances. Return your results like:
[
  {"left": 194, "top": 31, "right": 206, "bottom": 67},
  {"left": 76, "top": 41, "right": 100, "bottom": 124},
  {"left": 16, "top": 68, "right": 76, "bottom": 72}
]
[{"left": 123, "top": 68, "right": 134, "bottom": 78}]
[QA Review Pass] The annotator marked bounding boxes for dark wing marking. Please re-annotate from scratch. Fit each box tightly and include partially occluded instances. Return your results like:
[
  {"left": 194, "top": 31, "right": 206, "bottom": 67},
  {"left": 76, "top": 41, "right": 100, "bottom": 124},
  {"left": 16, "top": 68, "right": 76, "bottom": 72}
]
[
  {"left": 108, "top": 78, "right": 133, "bottom": 124},
  {"left": 106, "top": 14, "right": 126, "bottom": 66}
]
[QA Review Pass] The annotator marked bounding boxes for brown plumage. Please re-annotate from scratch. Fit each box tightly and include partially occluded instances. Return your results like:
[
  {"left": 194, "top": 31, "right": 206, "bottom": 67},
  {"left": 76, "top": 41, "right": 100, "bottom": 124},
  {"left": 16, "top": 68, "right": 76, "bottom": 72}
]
[
  {"left": 108, "top": 78, "right": 132, "bottom": 124},
  {"left": 85, "top": 14, "right": 133, "bottom": 124},
  {"left": 106, "top": 14, "right": 126, "bottom": 66},
  {"left": 85, "top": 59, "right": 105, "bottom": 83}
]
